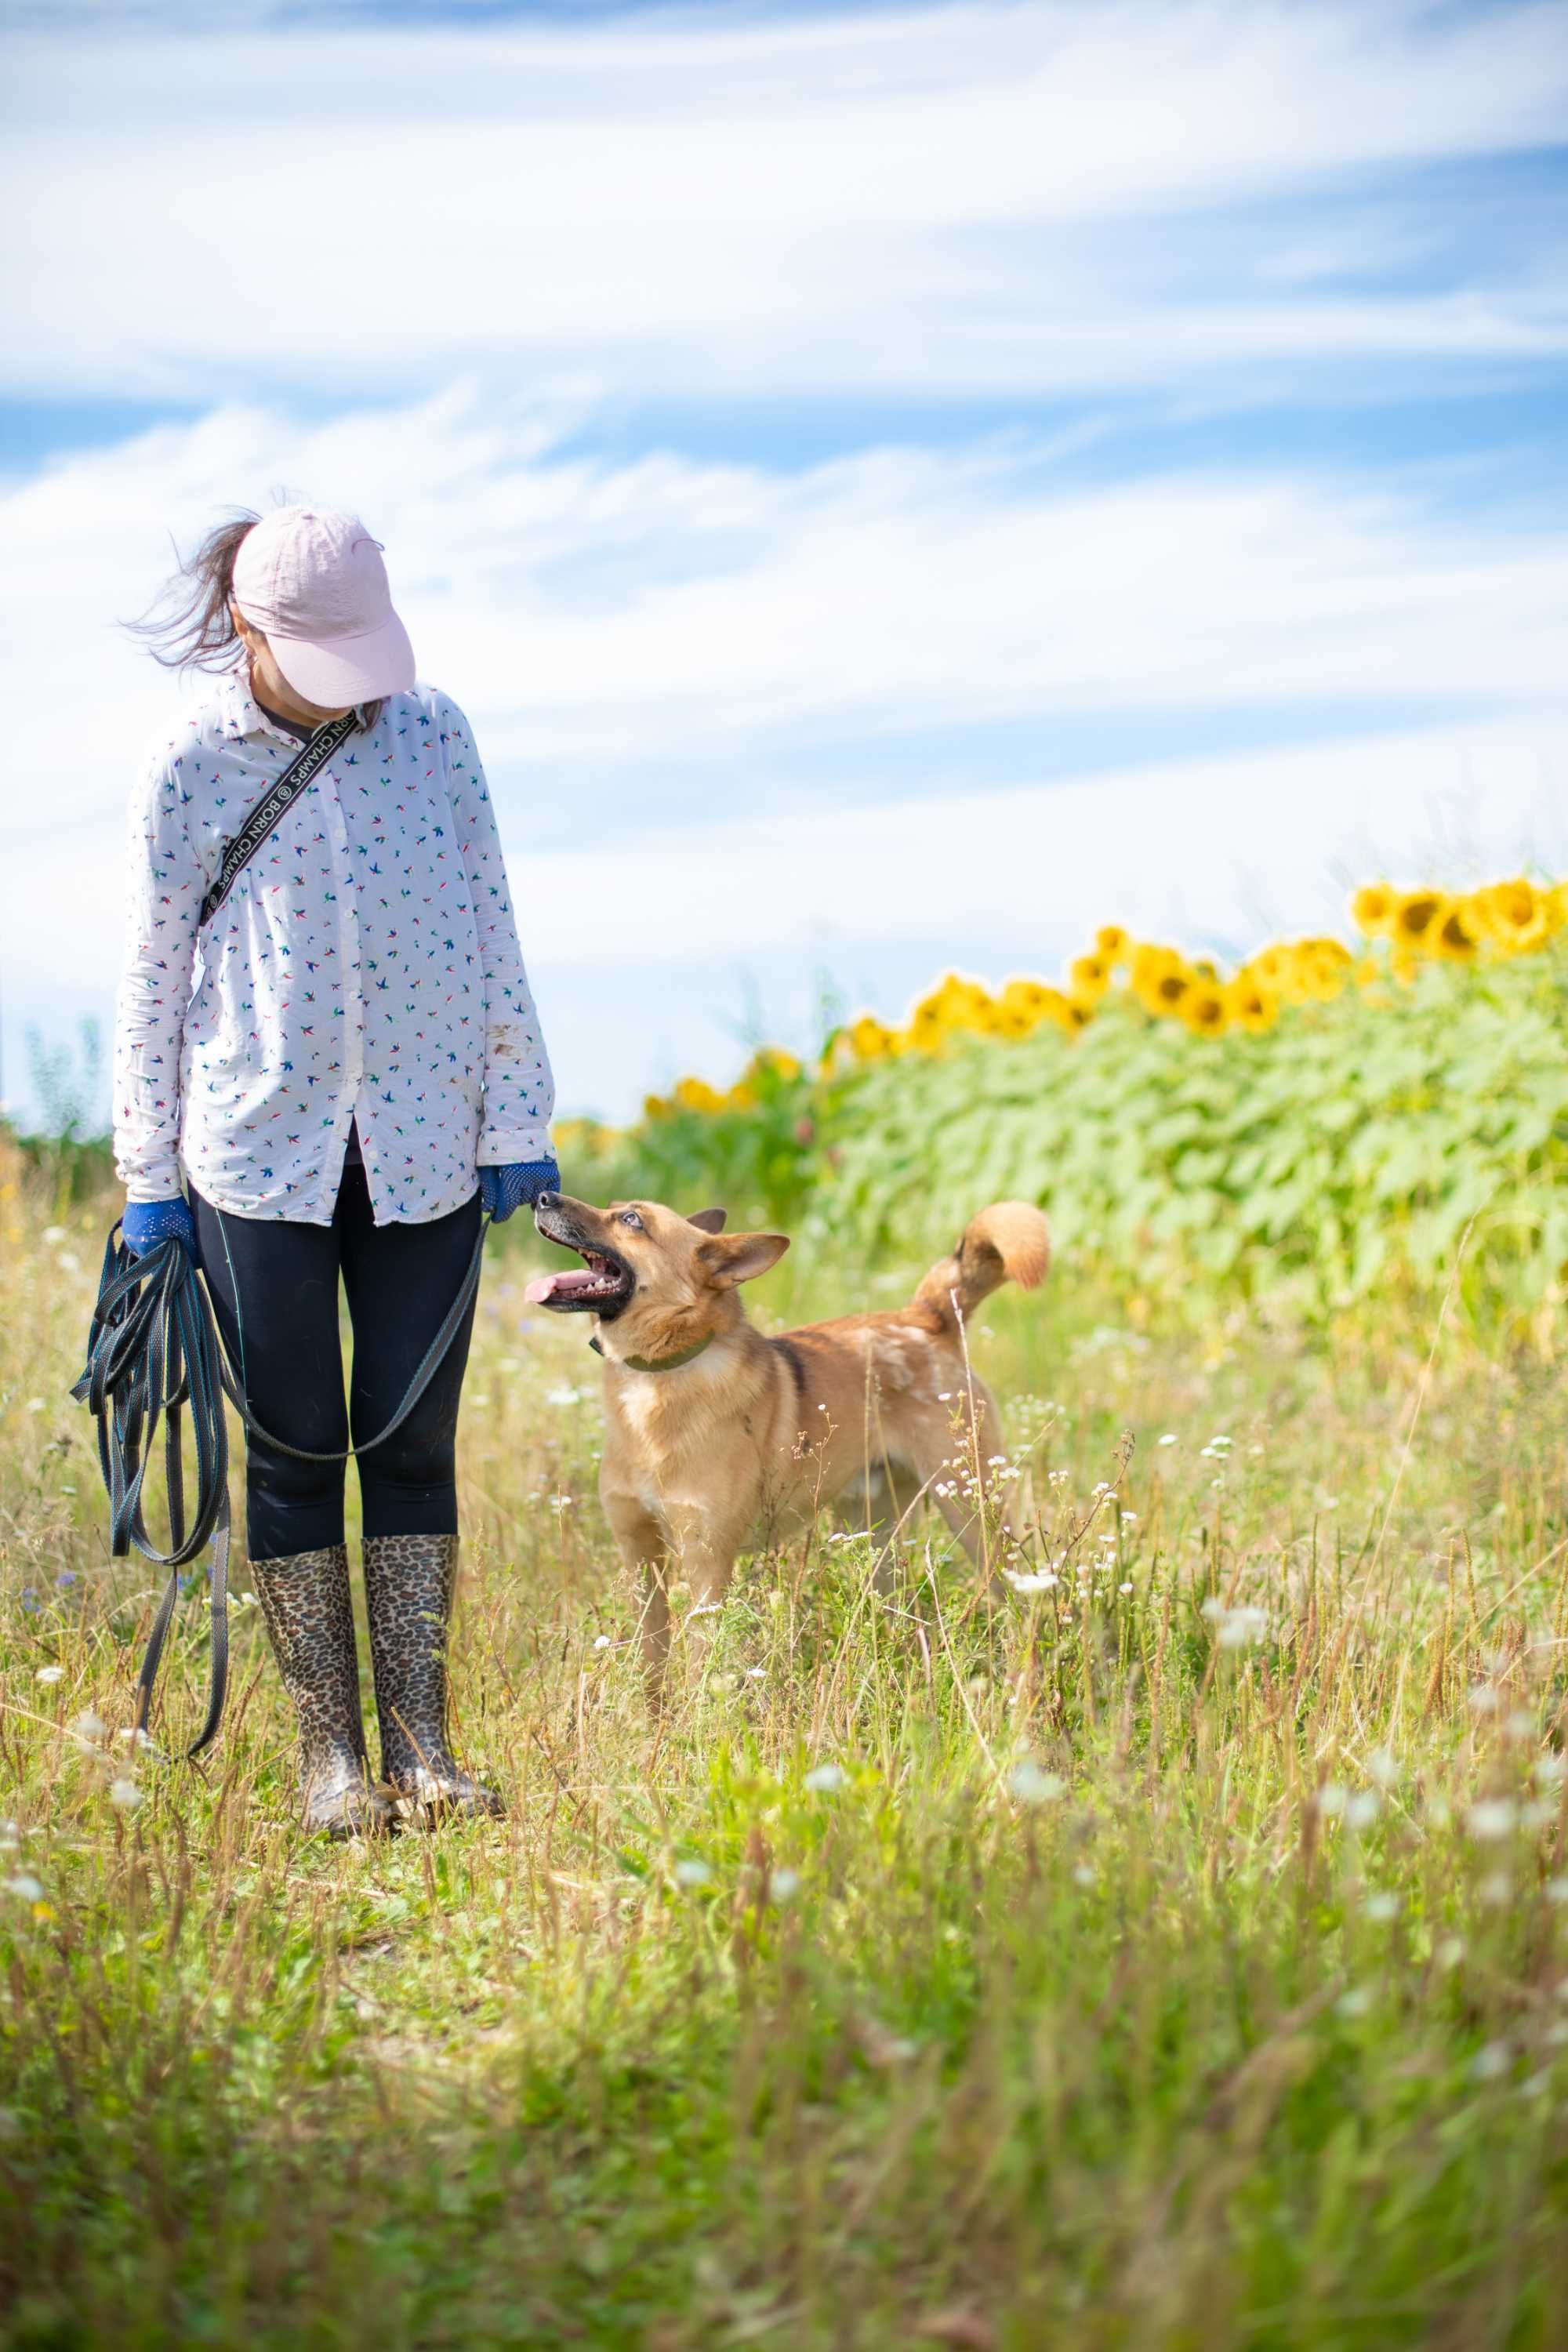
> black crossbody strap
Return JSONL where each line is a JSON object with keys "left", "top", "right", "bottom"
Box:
{"left": 198, "top": 710, "right": 358, "bottom": 929}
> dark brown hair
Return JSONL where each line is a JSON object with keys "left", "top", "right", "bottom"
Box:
{"left": 129, "top": 510, "right": 382, "bottom": 730}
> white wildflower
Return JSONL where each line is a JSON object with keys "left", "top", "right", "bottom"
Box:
{"left": 1157, "top": 1433, "right": 1178, "bottom": 1446}
{"left": 1468, "top": 1800, "right": 1517, "bottom": 1842}
{"left": 1363, "top": 1891, "right": 1400, "bottom": 1922}
{"left": 108, "top": 1780, "right": 141, "bottom": 1811}
{"left": 3, "top": 1875, "right": 43, "bottom": 1903}
{"left": 804, "top": 1763, "right": 846, "bottom": 1793}
{"left": 1337, "top": 1986, "right": 1373, "bottom": 2019}
{"left": 1345, "top": 1791, "right": 1381, "bottom": 1831}
{"left": 768, "top": 1867, "right": 801, "bottom": 1902}
{"left": 1008, "top": 1760, "right": 1066, "bottom": 1806}
{"left": 1471, "top": 2041, "right": 1511, "bottom": 2082}
{"left": 673, "top": 1859, "right": 711, "bottom": 1888}
{"left": 592, "top": 1634, "right": 612, "bottom": 1650}
{"left": 35, "top": 1665, "right": 64, "bottom": 1686}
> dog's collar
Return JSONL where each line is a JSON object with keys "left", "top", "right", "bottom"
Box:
{"left": 589, "top": 1330, "right": 717, "bottom": 1374}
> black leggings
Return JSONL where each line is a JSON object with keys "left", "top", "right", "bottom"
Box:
{"left": 191, "top": 1167, "right": 481, "bottom": 1563}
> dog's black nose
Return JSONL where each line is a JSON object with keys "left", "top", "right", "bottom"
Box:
{"left": 535, "top": 1190, "right": 559, "bottom": 1212}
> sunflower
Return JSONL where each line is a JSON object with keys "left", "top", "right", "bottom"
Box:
{"left": 996, "top": 1004, "right": 1038, "bottom": 1040}
{"left": 1468, "top": 877, "right": 1550, "bottom": 955}
{"left": 1131, "top": 945, "right": 1188, "bottom": 1015}
{"left": 1295, "top": 945, "right": 1350, "bottom": 1002}
{"left": 935, "top": 975, "right": 993, "bottom": 1028}
{"left": 1095, "top": 924, "right": 1133, "bottom": 967}
{"left": 1250, "top": 945, "right": 1294, "bottom": 987}
{"left": 725, "top": 1082, "right": 758, "bottom": 1110}
{"left": 1180, "top": 984, "right": 1227, "bottom": 1036}
{"left": 1036, "top": 987, "right": 1079, "bottom": 1031}
{"left": 1000, "top": 978, "right": 1054, "bottom": 1021}
{"left": 1351, "top": 882, "right": 1396, "bottom": 935}
{"left": 1144, "top": 965, "right": 1192, "bottom": 1017}
{"left": 908, "top": 1000, "right": 948, "bottom": 1051}
{"left": 642, "top": 1092, "right": 673, "bottom": 1123}
{"left": 1391, "top": 890, "right": 1445, "bottom": 952}
{"left": 673, "top": 1075, "right": 725, "bottom": 1113}
{"left": 1224, "top": 972, "right": 1277, "bottom": 1033}
{"left": 1069, "top": 953, "right": 1112, "bottom": 1004}
{"left": 1433, "top": 902, "right": 1479, "bottom": 961}
{"left": 849, "top": 1015, "right": 893, "bottom": 1061}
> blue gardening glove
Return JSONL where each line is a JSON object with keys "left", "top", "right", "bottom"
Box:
{"left": 122, "top": 1196, "right": 198, "bottom": 1262}
{"left": 478, "top": 1158, "right": 560, "bottom": 1225}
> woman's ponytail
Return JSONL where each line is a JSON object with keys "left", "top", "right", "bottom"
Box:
{"left": 129, "top": 512, "right": 260, "bottom": 674}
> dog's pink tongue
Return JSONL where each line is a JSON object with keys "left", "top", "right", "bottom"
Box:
{"left": 524, "top": 1272, "right": 562, "bottom": 1305}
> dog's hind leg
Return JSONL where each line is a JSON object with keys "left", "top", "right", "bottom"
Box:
{"left": 839, "top": 1461, "right": 926, "bottom": 1591}
{"left": 902, "top": 1384, "right": 1012, "bottom": 1577}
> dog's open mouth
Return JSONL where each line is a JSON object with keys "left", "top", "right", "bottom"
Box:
{"left": 524, "top": 1244, "right": 633, "bottom": 1316}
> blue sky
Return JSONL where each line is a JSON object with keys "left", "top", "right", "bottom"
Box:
{"left": 2, "top": 0, "right": 1566, "bottom": 1126}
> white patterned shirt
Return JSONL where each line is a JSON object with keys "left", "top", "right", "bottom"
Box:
{"left": 113, "top": 675, "right": 554, "bottom": 1224}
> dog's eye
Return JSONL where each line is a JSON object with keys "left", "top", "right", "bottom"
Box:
{"left": 619, "top": 1210, "right": 644, "bottom": 1230}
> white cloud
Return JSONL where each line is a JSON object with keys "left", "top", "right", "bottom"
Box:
{"left": 4, "top": 2, "right": 1566, "bottom": 401}
{"left": 6, "top": 387, "right": 1567, "bottom": 811}
{"left": 2, "top": 390, "right": 1566, "bottom": 1120}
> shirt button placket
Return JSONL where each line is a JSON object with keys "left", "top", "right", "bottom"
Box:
{"left": 331, "top": 775, "right": 364, "bottom": 1174}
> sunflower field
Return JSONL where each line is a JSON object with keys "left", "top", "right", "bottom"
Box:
{"left": 571, "top": 876, "right": 1568, "bottom": 1330}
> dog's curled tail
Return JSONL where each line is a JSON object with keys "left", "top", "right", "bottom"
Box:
{"left": 913, "top": 1200, "right": 1051, "bottom": 1326}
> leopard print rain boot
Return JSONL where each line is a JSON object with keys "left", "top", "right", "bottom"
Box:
{"left": 252, "top": 1544, "right": 394, "bottom": 1838}
{"left": 362, "top": 1534, "right": 505, "bottom": 1824}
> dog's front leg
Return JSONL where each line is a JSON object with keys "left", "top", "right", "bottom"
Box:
{"left": 603, "top": 1494, "right": 677, "bottom": 1686}
{"left": 665, "top": 1503, "right": 748, "bottom": 1636}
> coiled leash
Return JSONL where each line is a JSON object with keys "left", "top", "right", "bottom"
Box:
{"left": 72, "top": 1213, "right": 489, "bottom": 1756}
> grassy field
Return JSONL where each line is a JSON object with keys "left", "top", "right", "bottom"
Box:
{"left": 2, "top": 1144, "right": 1566, "bottom": 2349}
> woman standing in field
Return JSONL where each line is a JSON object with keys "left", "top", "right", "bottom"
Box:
{"left": 115, "top": 505, "right": 557, "bottom": 1836}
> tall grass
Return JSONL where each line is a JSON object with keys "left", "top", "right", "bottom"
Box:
{"left": 2, "top": 1139, "right": 1566, "bottom": 2347}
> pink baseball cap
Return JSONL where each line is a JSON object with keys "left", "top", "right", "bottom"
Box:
{"left": 231, "top": 505, "right": 416, "bottom": 706}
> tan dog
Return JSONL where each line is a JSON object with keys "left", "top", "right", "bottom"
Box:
{"left": 528, "top": 1190, "right": 1050, "bottom": 1663}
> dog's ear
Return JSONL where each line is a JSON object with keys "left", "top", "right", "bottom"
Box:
{"left": 687, "top": 1207, "right": 728, "bottom": 1234}
{"left": 697, "top": 1230, "right": 789, "bottom": 1287}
